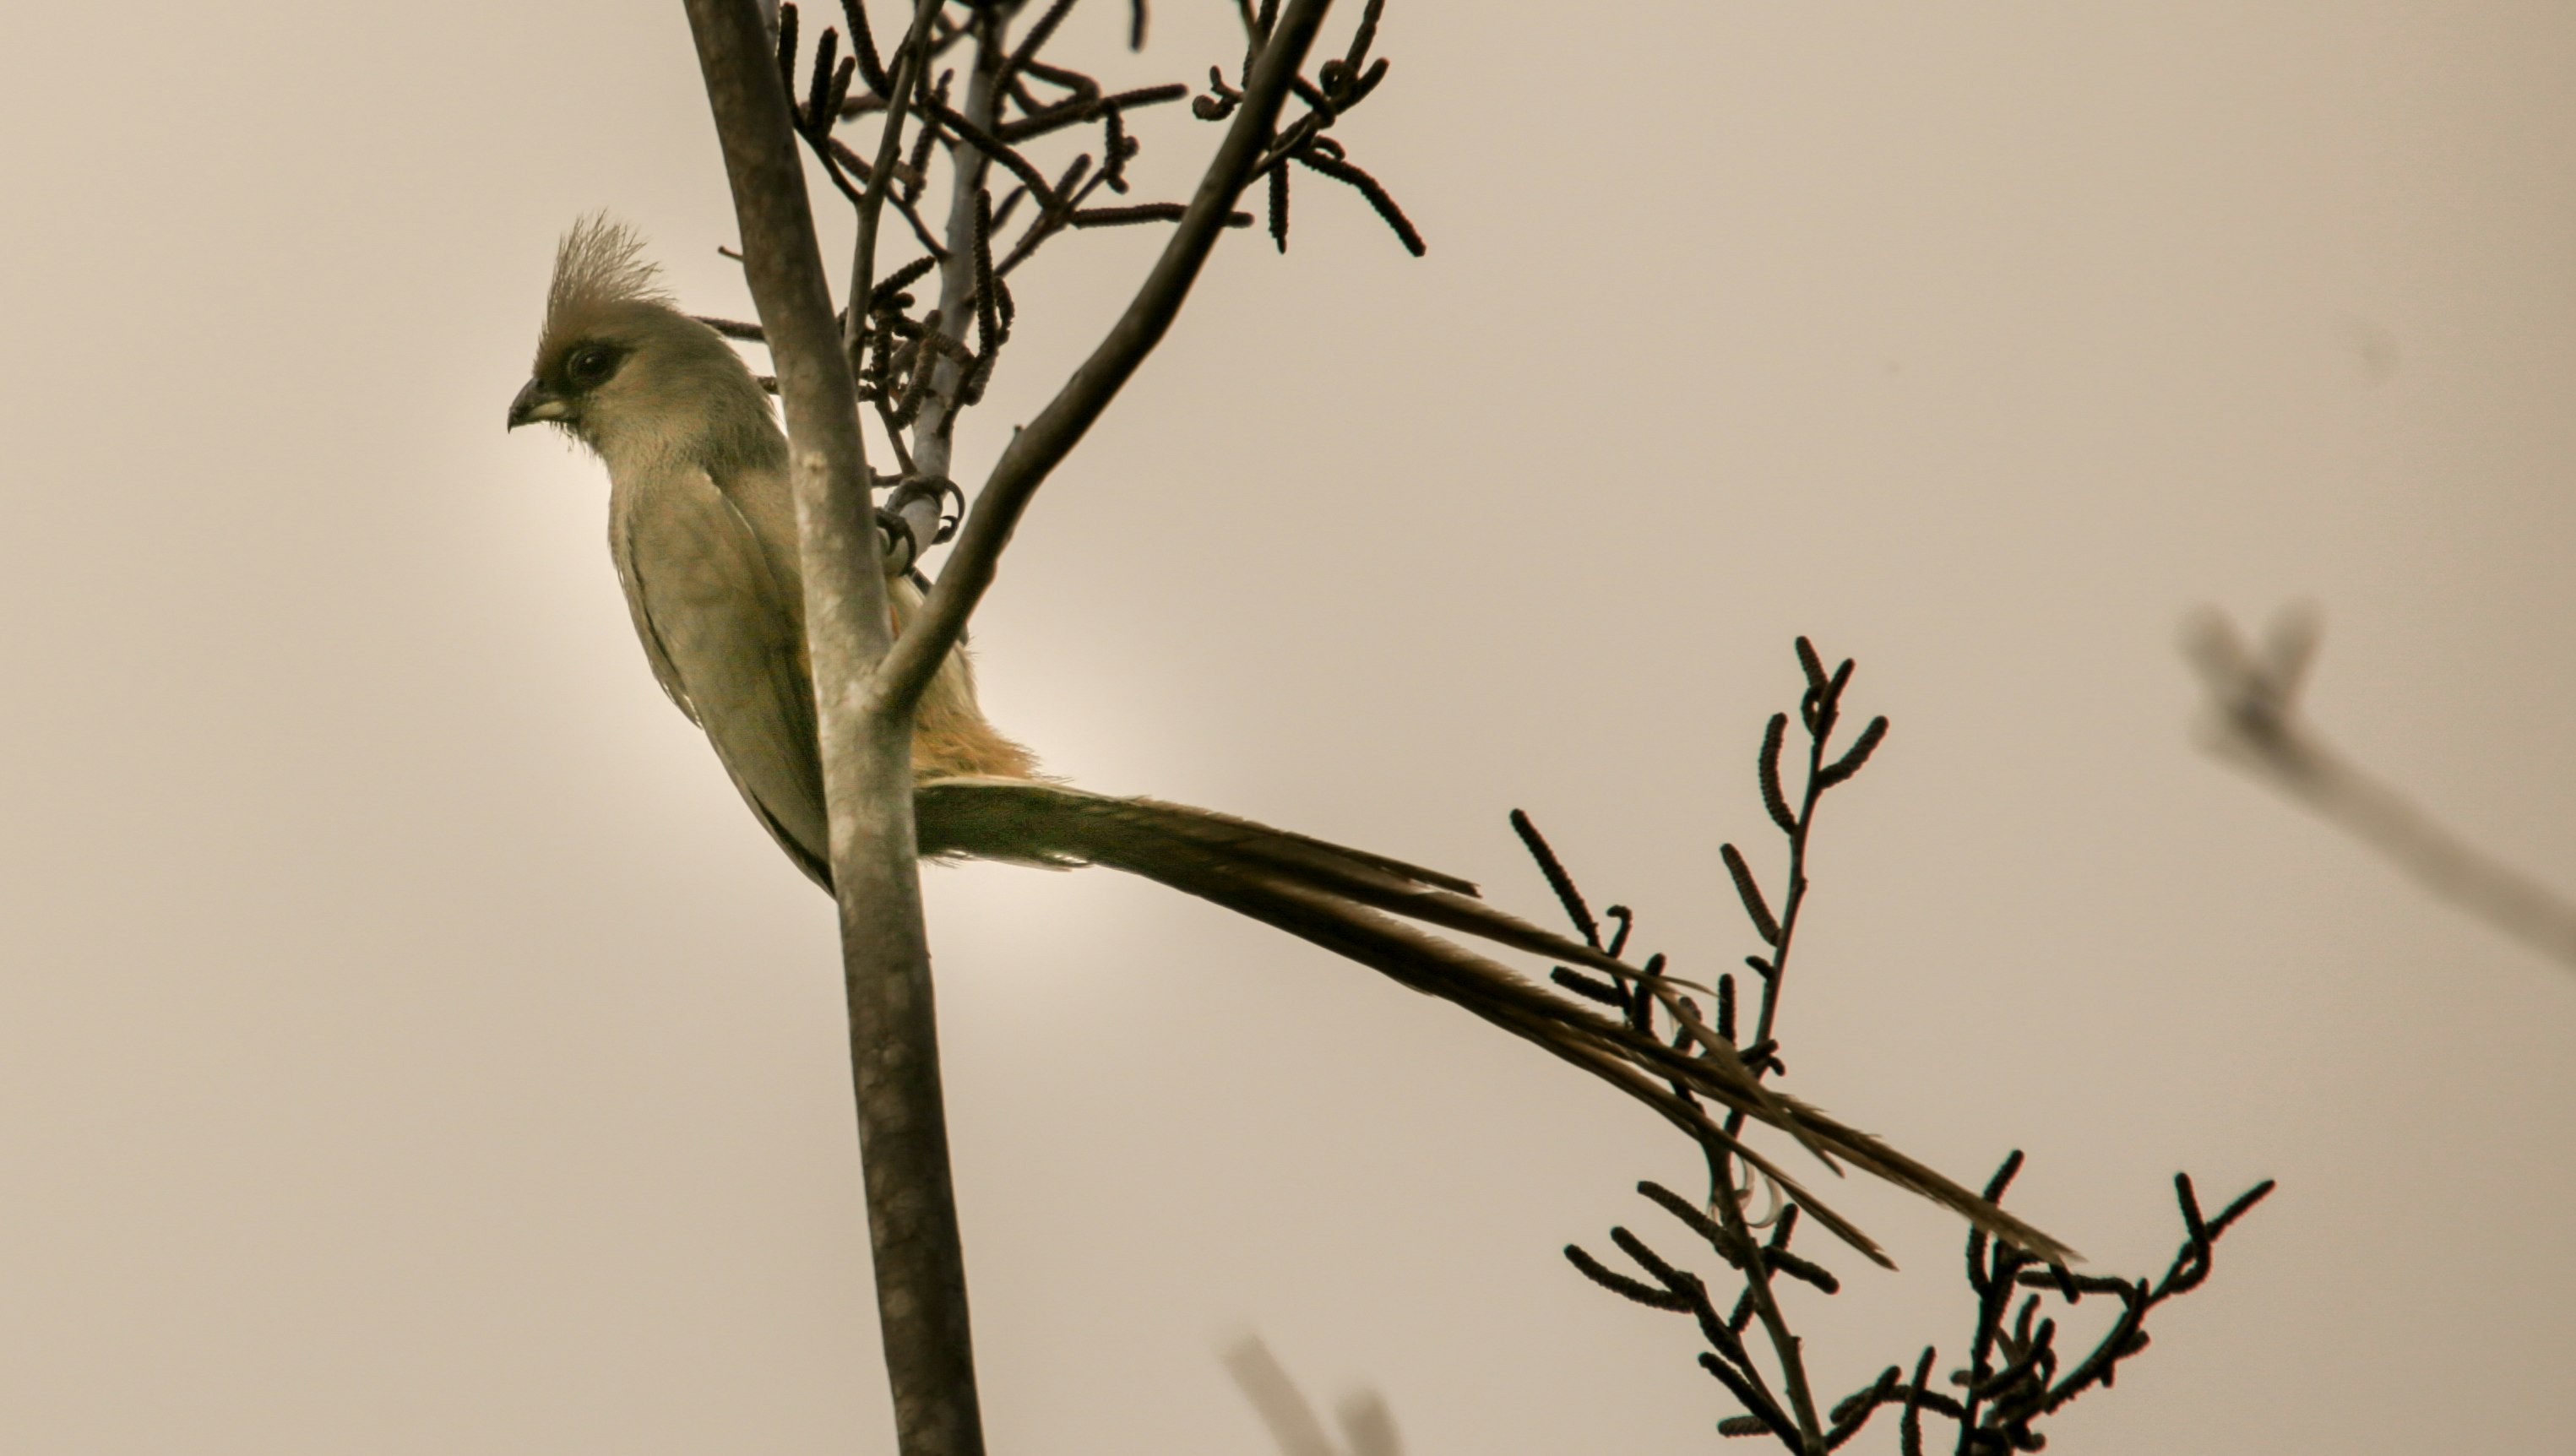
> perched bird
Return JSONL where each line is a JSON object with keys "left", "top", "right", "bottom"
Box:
{"left": 507, "top": 216, "right": 2069, "bottom": 1265}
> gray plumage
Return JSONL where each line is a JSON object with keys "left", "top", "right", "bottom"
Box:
{"left": 508, "top": 216, "right": 2073, "bottom": 1267}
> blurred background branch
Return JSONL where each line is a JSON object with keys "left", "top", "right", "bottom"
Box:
{"left": 2185, "top": 605, "right": 2576, "bottom": 969}
{"left": 1224, "top": 1336, "right": 1403, "bottom": 1456}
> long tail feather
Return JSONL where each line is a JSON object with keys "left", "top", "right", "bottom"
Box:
{"left": 914, "top": 776, "right": 2078, "bottom": 1265}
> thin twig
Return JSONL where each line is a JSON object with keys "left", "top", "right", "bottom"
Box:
{"left": 1000, "top": 82, "right": 1188, "bottom": 143}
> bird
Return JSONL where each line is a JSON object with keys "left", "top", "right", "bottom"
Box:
{"left": 507, "top": 215, "right": 2071, "bottom": 1267}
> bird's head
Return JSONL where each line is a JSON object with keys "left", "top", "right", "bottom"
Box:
{"left": 508, "top": 215, "right": 776, "bottom": 470}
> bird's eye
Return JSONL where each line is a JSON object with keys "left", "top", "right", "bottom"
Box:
{"left": 566, "top": 345, "right": 619, "bottom": 388}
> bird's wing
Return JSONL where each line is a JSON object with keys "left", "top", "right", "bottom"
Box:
{"left": 612, "top": 465, "right": 831, "bottom": 885}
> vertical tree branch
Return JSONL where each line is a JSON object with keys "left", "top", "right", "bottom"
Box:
{"left": 681, "top": 5, "right": 986, "bottom": 1456}
{"left": 910, "top": 4, "right": 1009, "bottom": 479}
{"left": 875, "top": 0, "right": 1337, "bottom": 713}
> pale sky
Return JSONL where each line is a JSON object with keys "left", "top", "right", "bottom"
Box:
{"left": 4, "top": 3, "right": 2573, "bottom": 1452}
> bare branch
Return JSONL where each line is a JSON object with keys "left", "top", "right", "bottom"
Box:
{"left": 680, "top": 7, "right": 985, "bottom": 1456}
{"left": 877, "top": 0, "right": 1339, "bottom": 715}
{"left": 905, "top": 7, "right": 1011, "bottom": 478}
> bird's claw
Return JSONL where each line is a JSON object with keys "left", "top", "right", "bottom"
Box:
{"left": 876, "top": 475, "right": 965, "bottom": 576}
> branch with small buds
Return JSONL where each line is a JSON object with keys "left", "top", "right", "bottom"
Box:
{"left": 1537, "top": 639, "right": 2274, "bottom": 1453}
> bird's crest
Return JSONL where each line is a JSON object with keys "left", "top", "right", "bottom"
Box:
{"left": 540, "top": 213, "right": 673, "bottom": 356}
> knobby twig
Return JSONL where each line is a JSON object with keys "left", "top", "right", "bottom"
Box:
{"left": 2185, "top": 604, "right": 2576, "bottom": 968}
{"left": 681, "top": 5, "right": 984, "bottom": 1456}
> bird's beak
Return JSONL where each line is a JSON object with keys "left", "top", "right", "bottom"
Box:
{"left": 507, "top": 378, "right": 569, "bottom": 430}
